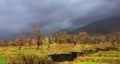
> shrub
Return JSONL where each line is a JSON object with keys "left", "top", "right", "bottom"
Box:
{"left": 5, "top": 52, "right": 52, "bottom": 64}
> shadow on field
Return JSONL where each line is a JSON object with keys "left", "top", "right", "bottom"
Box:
{"left": 48, "top": 52, "right": 83, "bottom": 62}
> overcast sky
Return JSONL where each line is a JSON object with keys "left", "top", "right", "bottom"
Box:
{"left": 0, "top": 0, "right": 120, "bottom": 39}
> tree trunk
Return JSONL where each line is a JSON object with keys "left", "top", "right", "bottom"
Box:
{"left": 36, "top": 41, "right": 40, "bottom": 50}
{"left": 19, "top": 45, "right": 22, "bottom": 50}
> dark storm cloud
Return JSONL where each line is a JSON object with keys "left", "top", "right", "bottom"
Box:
{"left": 0, "top": 0, "right": 120, "bottom": 39}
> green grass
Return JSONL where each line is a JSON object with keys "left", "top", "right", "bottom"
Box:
{"left": 74, "top": 51, "right": 120, "bottom": 64}
{"left": 74, "top": 62, "right": 107, "bottom": 64}
{"left": 89, "top": 56, "right": 120, "bottom": 59}
{"left": 0, "top": 44, "right": 119, "bottom": 64}
{"left": 89, "top": 51, "right": 120, "bottom": 59}
{"left": 0, "top": 56, "right": 4, "bottom": 64}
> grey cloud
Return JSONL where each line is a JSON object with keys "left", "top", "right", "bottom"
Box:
{"left": 0, "top": 0, "right": 120, "bottom": 39}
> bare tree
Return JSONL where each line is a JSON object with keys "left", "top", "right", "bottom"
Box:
{"left": 48, "top": 36, "right": 53, "bottom": 48}
{"left": 78, "top": 32, "right": 90, "bottom": 44}
{"left": 110, "top": 32, "right": 120, "bottom": 47}
{"left": 33, "top": 26, "right": 42, "bottom": 50}
{"left": 16, "top": 30, "right": 26, "bottom": 50}
{"left": 72, "top": 35, "right": 78, "bottom": 45}
{"left": 62, "top": 32, "right": 71, "bottom": 43}
{"left": 54, "top": 32, "right": 62, "bottom": 44}
{"left": 95, "top": 35, "right": 107, "bottom": 43}
{"left": 25, "top": 37, "right": 32, "bottom": 47}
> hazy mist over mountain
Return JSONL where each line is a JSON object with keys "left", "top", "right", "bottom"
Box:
{"left": 0, "top": 0, "right": 120, "bottom": 39}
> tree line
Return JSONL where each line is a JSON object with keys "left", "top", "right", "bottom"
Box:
{"left": 0, "top": 26, "right": 120, "bottom": 50}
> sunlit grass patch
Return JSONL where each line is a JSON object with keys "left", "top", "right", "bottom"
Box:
{"left": 74, "top": 62, "right": 107, "bottom": 64}
{"left": 0, "top": 56, "right": 5, "bottom": 64}
{"left": 5, "top": 51, "right": 52, "bottom": 64}
{"left": 89, "top": 51, "right": 120, "bottom": 57}
{"left": 89, "top": 56, "right": 120, "bottom": 59}
{"left": 108, "top": 50, "right": 119, "bottom": 53}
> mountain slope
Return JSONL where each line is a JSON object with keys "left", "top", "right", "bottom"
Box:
{"left": 71, "top": 16, "right": 120, "bottom": 34}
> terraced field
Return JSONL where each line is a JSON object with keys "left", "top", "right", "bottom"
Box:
{"left": 56, "top": 51, "right": 120, "bottom": 64}
{"left": 74, "top": 51, "right": 120, "bottom": 64}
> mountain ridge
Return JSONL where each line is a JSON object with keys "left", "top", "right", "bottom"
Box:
{"left": 69, "top": 16, "right": 120, "bottom": 34}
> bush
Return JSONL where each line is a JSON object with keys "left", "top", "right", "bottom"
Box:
{"left": 5, "top": 52, "right": 52, "bottom": 64}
